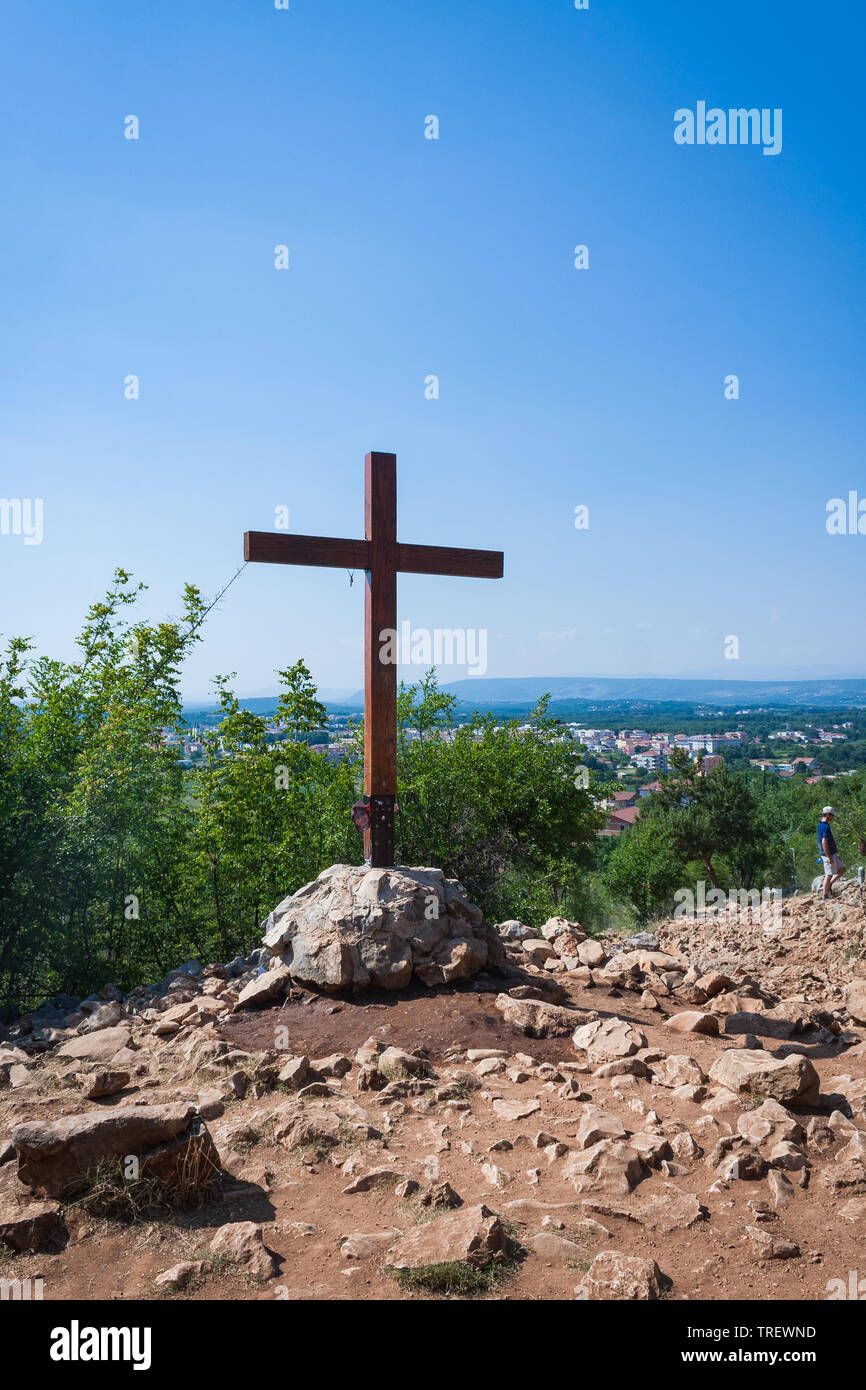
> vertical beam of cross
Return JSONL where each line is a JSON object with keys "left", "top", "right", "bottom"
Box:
{"left": 363, "top": 452, "right": 397, "bottom": 865}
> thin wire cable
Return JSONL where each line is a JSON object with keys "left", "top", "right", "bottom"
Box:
{"left": 117, "top": 560, "right": 251, "bottom": 712}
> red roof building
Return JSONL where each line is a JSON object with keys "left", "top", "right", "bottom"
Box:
{"left": 603, "top": 805, "right": 640, "bottom": 835}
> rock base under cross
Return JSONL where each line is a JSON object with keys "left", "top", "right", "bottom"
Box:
{"left": 254, "top": 864, "right": 502, "bottom": 996}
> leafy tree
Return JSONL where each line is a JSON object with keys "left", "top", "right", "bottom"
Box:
{"left": 276, "top": 659, "right": 328, "bottom": 739}
{"left": 0, "top": 571, "right": 206, "bottom": 1004}
{"left": 184, "top": 672, "right": 358, "bottom": 954}
{"left": 393, "top": 675, "right": 607, "bottom": 923}
{"left": 647, "top": 749, "right": 768, "bottom": 890}
{"left": 604, "top": 819, "right": 684, "bottom": 925}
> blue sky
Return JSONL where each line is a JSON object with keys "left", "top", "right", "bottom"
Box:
{"left": 1, "top": 0, "right": 864, "bottom": 700}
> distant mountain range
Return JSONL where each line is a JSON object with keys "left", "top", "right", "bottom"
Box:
{"left": 182, "top": 675, "right": 866, "bottom": 723}
{"left": 419, "top": 676, "right": 866, "bottom": 709}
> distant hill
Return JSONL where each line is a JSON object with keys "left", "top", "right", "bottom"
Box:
{"left": 183, "top": 675, "right": 866, "bottom": 725}
{"left": 431, "top": 676, "right": 866, "bottom": 709}
{"left": 182, "top": 695, "right": 356, "bottom": 727}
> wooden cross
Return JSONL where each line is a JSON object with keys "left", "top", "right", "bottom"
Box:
{"left": 244, "top": 451, "right": 504, "bottom": 867}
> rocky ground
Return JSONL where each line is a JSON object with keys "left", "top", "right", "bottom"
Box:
{"left": 2, "top": 869, "right": 866, "bottom": 1303}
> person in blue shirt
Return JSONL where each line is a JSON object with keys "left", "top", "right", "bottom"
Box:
{"left": 818, "top": 806, "right": 846, "bottom": 900}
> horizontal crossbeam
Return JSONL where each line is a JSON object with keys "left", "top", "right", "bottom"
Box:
{"left": 245, "top": 531, "right": 503, "bottom": 579}
{"left": 244, "top": 532, "right": 371, "bottom": 569}
{"left": 397, "top": 542, "right": 504, "bottom": 579}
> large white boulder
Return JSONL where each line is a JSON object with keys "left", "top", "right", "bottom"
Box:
{"left": 260, "top": 864, "right": 499, "bottom": 994}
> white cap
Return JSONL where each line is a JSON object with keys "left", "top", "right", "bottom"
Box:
{"left": 822, "top": 806, "right": 836, "bottom": 816}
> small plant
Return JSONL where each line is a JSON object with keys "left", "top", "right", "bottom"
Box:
{"left": 557, "top": 1217, "right": 596, "bottom": 1246}
{"left": 410, "top": 1202, "right": 448, "bottom": 1227}
{"left": 444, "top": 1078, "right": 475, "bottom": 1102}
{"left": 189, "top": 1249, "right": 234, "bottom": 1275}
{"left": 35, "top": 1071, "right": 76, "bottom": 1098}
{"left": 292, "top": 1143, "right": 319, "bottom": 1163}
{"left": 739, "top": 1090, "right": 767, "bottom": 1111}
{"left": 386, "top": 1234, "right": 525, "bottom": 1298}
{"left": 337, "top": 1118, "right": 363, "bottom": 1152}
{"left": 378, "top": 1062, "right": 414, "bottom": 1084}
{"left": 255, "top": 1112, "right": 277, "bottom": 1141}
{"left": 389, "top": 1259, "right": 505, "bottom": 1297}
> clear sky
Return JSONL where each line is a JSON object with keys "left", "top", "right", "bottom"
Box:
{"left": 2, "top": 0, "right": 865, "bottom": 701}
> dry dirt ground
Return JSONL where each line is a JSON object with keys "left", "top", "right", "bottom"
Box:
{"left": 2, "top": 887, "right": 866, "bottom": 1303}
